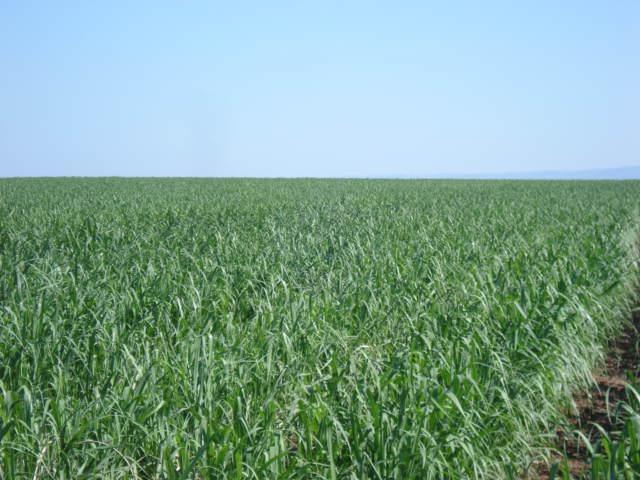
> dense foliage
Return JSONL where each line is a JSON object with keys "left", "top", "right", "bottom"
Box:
{"left": 0, "top": 179, "right": 638, "bottom": 479}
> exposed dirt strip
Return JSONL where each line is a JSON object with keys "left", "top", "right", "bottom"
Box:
{"left": 535, "top": 299, "right": 640, "bottom": 478}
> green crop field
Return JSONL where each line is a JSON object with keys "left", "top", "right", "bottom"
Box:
{"left": 1, "top": 178, "right": 639, "bottom": 479}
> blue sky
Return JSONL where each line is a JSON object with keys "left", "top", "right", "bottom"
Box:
{"left": 1, "top": 1, "right": 638, "bottom": 177}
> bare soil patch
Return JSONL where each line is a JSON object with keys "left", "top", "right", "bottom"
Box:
{"left": 533, "top": 302, "right": 640, "bottom": 479}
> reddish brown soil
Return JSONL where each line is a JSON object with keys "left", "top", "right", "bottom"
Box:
{"left": 533, "top": 302, "right": 640, "bottom": 479}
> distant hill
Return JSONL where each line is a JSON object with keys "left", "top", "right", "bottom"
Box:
{"left": 430, "top": 165, "right": 640, "bottom": 180}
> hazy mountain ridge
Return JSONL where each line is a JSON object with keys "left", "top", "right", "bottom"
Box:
{"left": 424, "top": 165, "right": 640, "bottom": 180}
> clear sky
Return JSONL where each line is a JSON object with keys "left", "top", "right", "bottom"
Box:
{"left": 1, "top": 1, "right": 638, "bottom": 177}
